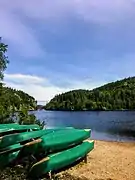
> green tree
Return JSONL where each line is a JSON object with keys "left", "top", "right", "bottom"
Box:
{"left": 0, "top": 37, "right": 9, "bottom": 80}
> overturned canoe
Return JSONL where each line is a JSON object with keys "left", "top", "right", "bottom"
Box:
{"left": 0, "top": 139, "right": 42, "bottom": 168}
{"left": 13, "top": 124, "right": 40, "bottom": 131}
{"left": 0, "top": 123, "right": 40, "bottom": 129}
{"left": 0, "top": 124, "right": 40, "bottom": 135}
{"left": 0, "top": 128, "right": 79, "bottom": 149}
{"left": 15, "top": 129, "right": 90, "bottom": 157}
{"left": 0, "top": 129, "right": 83, "bottom": 167}
{"left": 0, "top": 143, "right": 21, "bottom": 168}
{"left": 0, "top": 123, "right": 19, "bottom": 128}
{"left": 38, "top": 129, "right": 91, "bottom": 153}
{"left": 29, "top": 140, "right": 94, "bottom": 178}
{"left": 0, "top": 130, "right": 46, "bottom": 149}
{"left": 0, "top": 150, "right": 20, "bottom": 168}
{"left": 18, "top": 139, "right": 42, "bottom": 157}
{"left": 0, "top": 143, "right": 22, "bottom": 155}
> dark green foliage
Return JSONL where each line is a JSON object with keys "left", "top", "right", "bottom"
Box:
{"left": 0, "top": 37, "right": 9, "bottom": 80}
{"left": 18, "top": 107, "right": 45, "bottom": 129}
{"left": 45, "top": 77, "right": 135, "bottom": 111}
{"left": 0, "top": 86, "right": 37, "bottom": 123}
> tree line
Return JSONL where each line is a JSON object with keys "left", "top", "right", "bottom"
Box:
{"left": 45, "top": 77, "right": 135, "bottom": 111}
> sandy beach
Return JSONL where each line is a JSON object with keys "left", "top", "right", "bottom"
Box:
{"left": 57, "top": 140, "right": 135, "bottom": 180}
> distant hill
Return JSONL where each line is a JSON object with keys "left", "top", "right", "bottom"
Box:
{"left": 45, "top": 77, "right": 135, "bottom": 111}
{"left": 36, "top": 105, "right": 44, "bottom": 110}
{"left": 0, "top": 85, "right": 37, "bottom": 112}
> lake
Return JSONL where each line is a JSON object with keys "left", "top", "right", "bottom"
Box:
{"left": 32, "top": 110, "right": 135, "bottom": 142}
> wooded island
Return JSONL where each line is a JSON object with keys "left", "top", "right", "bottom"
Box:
{"left": 45, "top": 77, "right": 135, "bottom": 111}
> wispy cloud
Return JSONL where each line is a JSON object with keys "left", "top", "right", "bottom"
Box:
{"left": 4, "top": 73, "right": 46, "bottom": 85}
{"left": 4, "top": 73, "right": 67, "bottom": 101}
{"left": 4, "top": 73, "right": 105, "bottom": 102}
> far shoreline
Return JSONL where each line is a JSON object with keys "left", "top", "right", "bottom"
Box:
{"left": 36, "top": 108, "right": 135, "bottom": 112}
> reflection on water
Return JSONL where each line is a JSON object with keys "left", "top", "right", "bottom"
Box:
{"left": 32, "top": 110, "right": 135, "bottom": 142}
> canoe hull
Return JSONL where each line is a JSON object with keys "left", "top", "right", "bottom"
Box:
{"left": 0, "top": 128, "right": 90, "bottom": 149}
{"left": 0, "top": 139, "right": 41, "bottom": 168}
{"left": 0, "top": 124, "right": 40, "bottom": 136}
{"left": 29, "top": 140, "right": 94, "bottom": 178}
{"left": 0, "top": 143, "right": 22, "bottom": 155}
{"left": 18, "top": 139, "right": 42, "bottom": 157}
{"left": 0, "top": 130, "right": 47, "bottom": 149}
{"left": 0, "top": 150, "right": 19, "bottom": 168}
{"left": 39, "top": 129, "right": 91, "bottom": 153}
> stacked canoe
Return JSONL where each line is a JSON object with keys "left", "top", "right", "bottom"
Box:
{"left": 0, "top": 123, "right": 94, "bottom": 178}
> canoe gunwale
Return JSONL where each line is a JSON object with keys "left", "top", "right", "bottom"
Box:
{"left": 0, "top": 146, "right": 22, "bottom": 155}
{"left": 24, "top": 139, "right": 42, "bottom": 146}
{"left": 0, "top": 139, "right": 42, "bottom": 156}
{"left": 0, "top": 130, "right": 47, "bottom": 149}
{"left": 83, "top": 139, "right": 94, "bottom": 143}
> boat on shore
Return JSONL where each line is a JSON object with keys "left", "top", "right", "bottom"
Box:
{"left": 28, "top": 140, "right": 94, "bottom": 178}
{"left": 0, "top": 128, "right": 91, "bottom": 149}
{"left": 0, "top": 129, "right": 47, "bottom": 149}
{"left": 0, "top": 124, "right": 40, "bottom": 136}
{"left": 38, "top": 129, "right": 91, "bottom": 153}
{"left": 0, "top": 124, "right": 94, "bottom": 178}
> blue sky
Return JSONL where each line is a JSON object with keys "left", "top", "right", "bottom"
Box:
{"left": 1, "top": 0, "right": 135, "bottom": 103}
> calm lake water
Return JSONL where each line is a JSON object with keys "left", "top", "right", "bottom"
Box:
{"left": 32, "top": 110, "right": 135, "bottom": 142}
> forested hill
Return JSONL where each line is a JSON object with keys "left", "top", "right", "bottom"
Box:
{"left": 0, "top": 85, "right": 37, "bottom": 112}
{"left": 45, "top": 77, "right": 135, "bottom": 111}
{"left": 0, "top": 37, "right": 38, "bottom": 124}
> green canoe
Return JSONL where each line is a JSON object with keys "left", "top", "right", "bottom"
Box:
{"left": 29, "top": 140, "right": 94, "bottom": 178}
{"left": 0, "top": 128, "right": 85, "bottom": 167}
{"left": 0, "top": 123, "right": 39, "bottom": 129}
{"left": 0, "top": 123, "right": 19, "bottom": 128}
{"left": 15, "top": 129, "right": 90, "bottom": 157}
{"left": 0, "top": 126, "right": 73, "bottom": 136}
{"left": 0, "top": 143, "right": 22, "bottom": 155}
{"left": 18, "top": 129, "right": 91, "bottom": 157}
{"left": 0, "top": 124, "right": 40, "bottom": 135}
{"left": 0, "top": 130, "right": 47, "bottom": 149}
{"left": 0, "top": 150, "right": 20, "bottom": 168}
{"left": 0, "top": 128, "right": 79, "bottom": 149}
{"left": 0, "top": 143, "right": 22, "bottom": 168}
{"left": 0, "top": 124, "right": 19, "bottom": 134}
{"left": 0, "top": 139, "right": 42, "bottom": 168}
{"left": 38, "top": 129, "right": 91, "bottom": 153}
{"left": 18, "top": 139, "right": 42, "bottom": 157}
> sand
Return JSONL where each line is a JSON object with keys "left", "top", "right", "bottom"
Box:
{"left": 57, "top": 140, "right": 135, "bottom": 180}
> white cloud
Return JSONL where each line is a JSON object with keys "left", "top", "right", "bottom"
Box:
{"left": 5, "top": 73, "right": 46, "bottom": 85}
{"left": 4, "top": 73, "right": 105, "bottom": 103}
{"left": 4, "top": 73, "right": 67, "bottom": 102}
